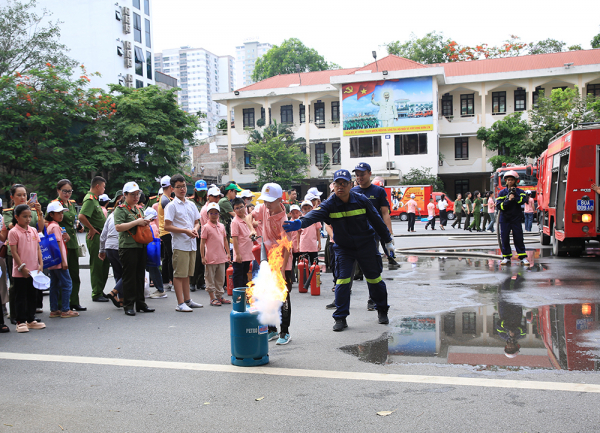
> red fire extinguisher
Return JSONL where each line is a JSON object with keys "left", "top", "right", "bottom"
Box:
{"left": 297, "top": 256, "right": 309, "bottom": 293}
{"left": 252, "top": 240, "right": 261, "bottom": 264}
{"left": 303, "top": 258, "right": 321, "bottom": 296}
{"left": 226, "top": 265, "right": 234, "bottom": 296}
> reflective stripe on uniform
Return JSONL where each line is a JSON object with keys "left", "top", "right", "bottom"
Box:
{"left": 497, "top": 196, "right": 506, "bottom": 200}
{"left": 517, "top": 253, "right": 527, "bottom": 257}
{"left": 329, "top": 209, "right": 366, "bottom": 219}
{"left": 336, "top": 277, "right": 351, "bottom": 285}
{"left": 365, "top": 276, "right": 382, "bottom": 284}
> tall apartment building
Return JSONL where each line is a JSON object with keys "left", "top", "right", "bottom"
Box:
{"left": 154, "top": 47, "right": 235, "bottom": 139}
{"left": 235, "top": 40, "right": 272, "bottom": 89}
{"left": 29, "top": 0, "right": 155, "bottom": 89}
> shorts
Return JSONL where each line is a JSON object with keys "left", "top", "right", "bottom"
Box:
{"left": 172, "top": 249, "right": 196, "bottom": 278}
{"left": 205, "top": 263, "right": 225, "bottom": 296}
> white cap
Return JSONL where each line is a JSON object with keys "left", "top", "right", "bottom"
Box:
{"left": 144, "top": 207, "right": 158, "bottom": 219}
{"left": 301, "top": 200, "right": 313, "bottom": 208}
{"left": 410, "top": 194, "right": 415, "bottom": 199}
{"left": 304, "top": 193, "right": 315, "bottom": 201}
{"left": 307, "top": 187, "right": 322, "bottom": 197}
{"left": 158, "top": 187, "right": 164, "bottom": 195}
{"left": 290, "top": 204, "right": 301, "bottom": 212}
{"left": 208, "top": 186, "right": 221, "bottom": 197}
{"left": 526, "top": 190, "right": 532, "bottom": 194}
{"left": 47, "top": 201, "right": 68, "bottom": 214}
{"left": 123, "top": 181, "right": 141, "bottom": 193}
{"left": 160, "top": 175, "right": 171, "bottom": 188}
{"left": 241, "top": 189, "right": 253, "bottom": 198}
{"left": 0, "top": 198, "right": 2, "bottom": 207}
{"left": 99, "top": 194, "right": 110, "bottom": 202}
{"left": 258, "top": 183, "right": 282, "bottom": 203}
{"left": 206, "top": 202, "right": 220, "bottom": 212}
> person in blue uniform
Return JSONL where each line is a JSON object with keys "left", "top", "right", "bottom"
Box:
{"left": 496, "top": 170, "right": 529, "bottom": 266}
{"left": 284, "top": 169, "right": 395, "bottom": 332}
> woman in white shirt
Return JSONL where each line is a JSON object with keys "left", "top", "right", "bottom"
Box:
{"left": 437, "top": 195, "right": 449, "bottom": 230}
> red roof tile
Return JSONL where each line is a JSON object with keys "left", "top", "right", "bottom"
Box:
{"left": 355, "top": 55, "right": 428, "bottom": 72}
{"left": 237, "top": 67, "right": 359, "bottom": 91}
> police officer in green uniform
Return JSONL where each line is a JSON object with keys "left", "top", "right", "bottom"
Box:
{"left": 107, "top": 190, "right": 123, "bottom": 216}
{"left": 53, "top": 179, "right": 86, "bottom": 311}
{"left": 78, "top": 176, "right": 110, "bottom": 302}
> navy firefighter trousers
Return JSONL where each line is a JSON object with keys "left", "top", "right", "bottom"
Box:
{"left": 499, "top": 217, "right": 527, "bottom": 259}
{"left": 332, "top": 243, "right": 388, "bottom": 319}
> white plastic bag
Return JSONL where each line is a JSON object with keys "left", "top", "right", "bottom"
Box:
{"left": 144, "top": 271, "right": 151, "bottom": 298}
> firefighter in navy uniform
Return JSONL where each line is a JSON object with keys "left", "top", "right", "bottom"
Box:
{"left": 284, "top": 169, "right": 395, "bottom": 332}
{"left": 496, "top": 273, "right": 527, "bottom": 358}
{"left": 496, "top": 170, "right": 529, "bottom": 266}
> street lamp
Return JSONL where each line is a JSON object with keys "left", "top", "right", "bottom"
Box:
{"left": 372, "top": 51, "right": 378, "bottom": 72}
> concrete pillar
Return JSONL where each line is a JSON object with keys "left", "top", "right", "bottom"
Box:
{"left": 481, "top": 84, "right": 486, "bottom": 172}
{"left": 578, "top": 74, "right": 584, "bottom": 98}
{"left": 305, "top": 93, "right": 311, "bottom": 167}
{"left": 527, "top": 79, "right": 533, "bottom": 112}
{"left": 227, "top": 102, "right": 232, "bottom": 179}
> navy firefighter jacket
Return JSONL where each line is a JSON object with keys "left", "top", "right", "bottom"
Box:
{"left": 496, "top": 187, "right": 526, "bottom": 223}
{"left": 299, "top": 191, "right": 392, "bottom": 250}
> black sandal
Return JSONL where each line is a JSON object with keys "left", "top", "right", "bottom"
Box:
{"left": 0, "top": 324, "right": 10, "bottom": 333}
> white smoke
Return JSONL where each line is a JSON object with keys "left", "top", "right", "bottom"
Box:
{"left": 251, "top": 262, "right": 284, "bottom": 326}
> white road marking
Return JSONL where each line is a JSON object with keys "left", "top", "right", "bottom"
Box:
{"left": 1, "top": 351, "right": 598, "bottom": 393}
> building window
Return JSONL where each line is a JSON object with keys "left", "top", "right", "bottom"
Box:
{"left": 454, "top": 179, "right": 469, "bottom": 198}
{"left": 514, "top": 89, "right": 526, "bottom": 111}
{"left": 315, "top": 142, "right": 326, "bottom": 167}
{"left": 441, "top": 94, "right": 453, "bottom": 117}
{"left": 146, "top": 51, "right": 152, "bottom": 80}
{"left": 587, "top": 84, "right": 600, "bottom": 98}
{"left": 492, "top": 91, "right": 506, "bottom": 114}
{"left": 260, "top": 107, "right": 265, "bottom": 121}
{"left": 455, "top": 137, "right": 469, "bottom": 160}
{"left": 314, "top": 101, "right": 325, "bottom": 127}
{"left": 133, "top": 0, "right": 140, "bottom": 9}
{"left": 462, "top": 312, "right": 477, "bottom": 334}
{"left": 136, "top": 79, "right": 144, "bottom": 88}
{"left": 243, "top": 108, "right": 255, "bottom": 128}
{"left": 299, "top": 104, "right": 305, "bottom": 123}
{"left": 443, "top": 313, "right": 456, "bottom": 336}
{"left": 134, "top": 47, "right": 144, "bottom": 76}
{"left": 133, "top": 13, "right": 142, "bottom": 43}
{"left": 533, "top": 86, "right": 544, "bottom": 107}
{"left": 394, "top": 133, "right": 428, "bottom": 155}
{"left": 332, "top": 142, "right": 341, "bottom": 165}
{"left": 280, "top": 105, "right": 293, "bottom": 124}
{"left": 331, "top": 101, "right": 340, "bottom": 122}
{"left": 144, "top": 0, "right": 150, "bottom": 15}
{"left": 144, "top": 19, "right": 151, "bottom": 48}
{"left": 244, "top": 150, "right": 254, "bottom": 169}
{"left": 460, "top": 94, "right": 474, "bottom": 116}
{"left": 350, "top": 136, "right": 382, "bottom": 158}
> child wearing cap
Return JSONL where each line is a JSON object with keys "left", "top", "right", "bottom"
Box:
{"left": 200, "top": 202, "right": 231, "bottom": 306}
{"left": 406, "top": 194, "right": 418, "bottom": 232}
{"left": 247, "top": 182, "right": 293, "bottom": 345}
{"left": 157, "top": 175, "right": 174, "bottom": 291}
{"left": 99, "top": 194, "right": 110, "bottom": 218}
{"left": 289, "top": 204, "right": 302, "bottom": 282}
{"left": 298, "top": 200, "right": 321, "bottom": 267}
{"left": 46, "top": 202, "right": 78, "bottom": 318}
{"left": 230, "top": 198, "right": 254, "bottom": 289}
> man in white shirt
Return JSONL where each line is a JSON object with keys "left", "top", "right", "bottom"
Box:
{"left": 164, "top": 174, "right": 203, "bottom": 312}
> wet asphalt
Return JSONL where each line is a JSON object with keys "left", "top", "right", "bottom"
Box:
{"left": 1, "top": 220, "right": 600, "bottom": 432}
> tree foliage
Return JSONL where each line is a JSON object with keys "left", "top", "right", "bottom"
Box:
{"left": 0, "top": 0, "right": 76, "bottom": 77}
{"left": 592, "top": 28, "right": 600, "bottom": 49}
{"left": 246, "top": 121, "right": 309, "bottom": 189}
{"left": 400, "top": 167, "right": 445, "bottom": 192}
{"left": 251, "top": 38, "right": 338, "bottom": 82}
{"left": 476, "top": 112, "right": 530, "bottom": 170}
{"left": 386, "top": 32, "right": 450, "bottom": 64}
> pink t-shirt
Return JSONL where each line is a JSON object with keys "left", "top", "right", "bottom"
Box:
{"left": 200, "top": 202, "right": 210, "bottom": 227}
{"left": 407, "top": 199, "right": 417, "bottom": 213}
{"left": 200, "top": 221, "right": 228, "bottom": 264}
{"left": 47, "top": 221, "right": 67, "bottom": 270}
{"left": 488, "top": 197, "right": 496, "bottom": 213}
{"left": 290, "top": 227, "right": 299, "bottom": 253}
{"left": 524, "top": 197, "right": 535, "bottom": 213}
{"left": 252, "top": 203, "right": 292, "bottom": 271}
{"left": 8, "top": 224, "right": 40, "bottom": 278}
{"left": 231, "top": 215, "right": 254, "bottom": 262}
{"left": 427, "top": 202, "right": 435, "bottom": 218}
{"left": 299, "top": 222, "right": 321, "bottom": 253}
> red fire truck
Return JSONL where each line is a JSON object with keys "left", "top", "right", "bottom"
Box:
{"left": 490, "top": 163, "right": 538, "bottom": 198}
{"left": 536, "top": 125, "right": 600, "bottom": 256}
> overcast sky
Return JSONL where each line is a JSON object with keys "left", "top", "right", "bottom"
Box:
{"left": 153, "top": 0, "right": 599, "bottom": 70}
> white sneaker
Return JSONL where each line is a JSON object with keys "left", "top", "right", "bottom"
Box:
{"left": 164, "top": 284, "right": 173, "bottom": 291}
{"left": 149, "top": 290, "right": 167, "bottom": 299}
{"left": 500, "top": 258, "right": 510, "bottom": 265}
{"left": 175, "top": 303, "right": 193, "bottom": 312}
{"left": 521, "top": 258, "right": 530, "bottom": 265}
{"left": 186, "top": 299, "right": 203, "bottom": 308}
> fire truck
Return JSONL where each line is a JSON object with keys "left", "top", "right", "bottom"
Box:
{"left": 490, "top": 163, "right": 538, "bottom": 198}
{"left": 386, "top": 185, "right": 454, "bottom": 221}
{"left": 536, "top": 124, "right": 600, "bottom": 256}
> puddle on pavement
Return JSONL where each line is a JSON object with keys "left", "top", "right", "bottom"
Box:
{"left": 340, "top": 301, "right": 600, "bottom": 371}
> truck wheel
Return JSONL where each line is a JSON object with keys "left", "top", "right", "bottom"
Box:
{"left": 552, "top": 235, "right": 567, "bottom": 257}
{"left": 399, "top": 213, "right": 408, "bottom": 222}
{"left": 447, "top": 212, "right": 455, "bottom": 220}
{"left": 539, "top": 228, "right": 550, "bottom": 246}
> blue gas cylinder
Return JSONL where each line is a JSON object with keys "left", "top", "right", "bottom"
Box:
{"left": 230, "top": 288, "right": 269, "bottom": 366}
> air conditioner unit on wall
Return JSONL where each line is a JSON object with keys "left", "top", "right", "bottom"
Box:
{"left": 125, "top": 74, "right": 133, "bottom": 82}
{"left": 126, "top": 81, "right": 133, "bottom": 88}
{"left": 124, "top": 49, "right": 132, "bottom": 59}
{"left": 125, "top": 58, "right": 132, "bottom": 68}
{"left": 123, "top": 41, "right": 131, "bottom": 50}
{"left": 386, "top": 161, "right": 396, "bottom": 170}
{"left": 122, "top": 6, "right": 130, "bottom": 15}
{"left": 123, "top": 24, "right": 131, "bottom": 34}
{"left": 123, "top": 14, "right": 130, "bottom": 24}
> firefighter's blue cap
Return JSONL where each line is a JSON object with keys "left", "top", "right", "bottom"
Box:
{"left": 333, "top": 169, "right": 352, "bottom": 182}
{"left": 353, "top": 162, "right": 371, "bottom": 172}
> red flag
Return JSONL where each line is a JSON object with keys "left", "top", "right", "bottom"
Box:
{"left": 341, "top": 83, "right": 359, "bottom": 100}
{"left": 356, "top": 80, "right": 385, "bottom": 100}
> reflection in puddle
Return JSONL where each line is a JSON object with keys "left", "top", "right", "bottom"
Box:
{"left": 340, "top": 303, "right": 600, "bottom": 371}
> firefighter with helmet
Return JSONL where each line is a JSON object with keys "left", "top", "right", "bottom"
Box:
{"left": 496, "top": 170, "right": 529, "bottom": 265}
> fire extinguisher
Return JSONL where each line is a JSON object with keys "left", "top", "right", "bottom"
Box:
{"left": 297, "top": 255, "right": 309, "bottom": 293}
{"left": 252, "top": 240, "right": 261, "bottom": 264}
{"left": 226, "top": 265, "right": 234, "bottom": 296}
{"left": 304, "top": 258, "right": 321, "bottom": 296}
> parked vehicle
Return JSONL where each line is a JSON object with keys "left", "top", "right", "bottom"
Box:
{"left": 386, "top": 185, "right": 454, "bottom": 221}
{"left": 491, "top": 162, "right": 538, "bottom": 199}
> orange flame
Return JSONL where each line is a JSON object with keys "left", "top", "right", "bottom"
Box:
{"left": 246, "top": 233, "right": 292, "bottom": 306}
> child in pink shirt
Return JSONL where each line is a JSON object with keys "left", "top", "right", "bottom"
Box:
{"left": 46, "top": 202, "right": 78, "bottom": 318}
{"left": 424, "top": 197, "right": 437, "bottom": 230}
{"left": 289, "top": 205, "right": 302, "bottom": 282}
{"left": 8, "top": 205, "right": 45, "bottom": 333}
{"left": 231, "top": 198, "right": 254, "bottom": 289}
{"left": 200, "top": 203, "right": 230, "bottom": 306}
{"left": 298, "top": 200, "right": 321, "bottom": 265}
